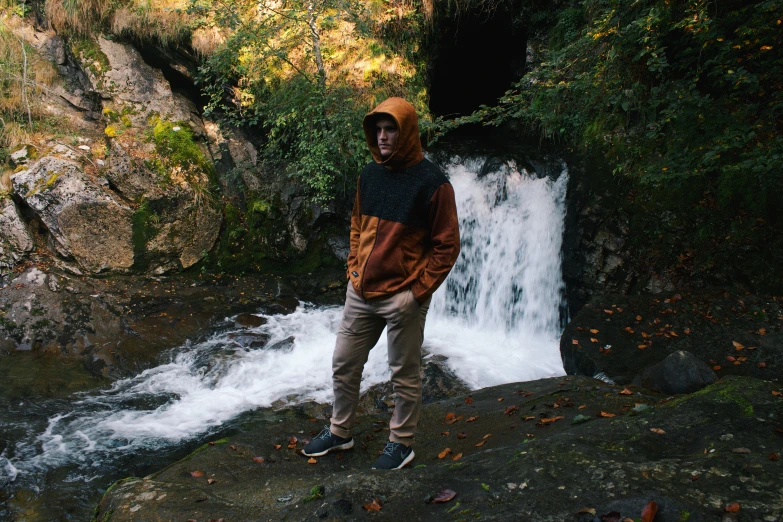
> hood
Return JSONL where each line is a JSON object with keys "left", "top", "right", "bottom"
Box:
{"left": 362, "top": 97, "right": 424, "bottom": 170}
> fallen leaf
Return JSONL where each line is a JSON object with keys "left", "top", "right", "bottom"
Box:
{"left": 758, "top": 362, "right": 767, "bottom": 369}
{"left": 464, "top": 397, "right": 474, "bottom": 405}
{"left": 641, "top": 332, "right": 650, "bottom": 338}
{"left": 619, "top": 388, "right": 633, "bottom": 395}
{"left": 713, "top": 365, "right": 721, "bottom": 371}
{"left": 726, "top": 355, "right": 736, "bottom": 362}
{"left": 599, "top": 411, "right": 616, "bottom": 418}
{"left": 768, "top": 452, "right": 779, "bottom": 461}
{"left": 636, "top": 315, "right": 642, "bottom": 321}
{"left": 572, "top": 339, "right": 580, "bottom": 345}
{"left": 445, "top": 412, "right": 456, "bottom": 421}
{"left": 432, "top": 489, "right": 456, "bottom": 503}
{"left": 208, "top": 441, "right": 216, "bottom": 446}
{"left": 307, "top": 457, "right": 317, "bottom": 464}
{"left": 669, "top": 331, "right": 678, "bottom": 337}
{"left": 451, "top": 452, "right": 462, "bottom": 461}
{"left": 772, "top": 390, "right": 782, "bottom": 396}
{"left": 475, "top": 440, "right": 486, "bottom": 447}
{"left": 190, "top": 470, "right": 205, "bottom": 478}
{"left": 684, "top": 328, "right": 691, "bottom": 335}
{"left": 466, "top": 416, "right": 478, "bottom": 422}
{"left": 688, "top": 474, "right": 700, "bottom": 481}
{"left": 229, "top": 445, "right": 237, "bottom": 451}
{"left": 733, "top": 341, "right": 745, "bottom": 350}
{"left": 577, "top": 507, "right": 596, "bottom": 515}
{"left": 758, "top": 328, "right": 767, "bottom": 335}
{"left": 274, "top": 444, "right": 281, "bottom": 450}
{"left": 438, "top": 448, "right": 452, "bottom": 459}
{"left": 616, "top": 307, "right": 623, "bottom": 312}
{"left": 641, "top": 501, "right": 658, "bottom": 522}
{"left": 253, "top": 457, "right": 265, "bottom": 463}
{"left": 483, "top": 433, "right": 492, "bottom": 439}
{"left": 578, "top": 404, "right": 586, "bottom": 409}
{"left": 457, "top": 432, "right": 467, "bottom": 439}
{"left": 731, "top": 447, "right": 751, "bottom": 454}
{"left": 523, "top": 416, "right": 536, "bottom": 421}
{"left": 540, "top": 416, "right": 565, "bottom": 423}
{"left": 287, "top": 436, "right": 297, "bottom": 449}
{"left": 623, "top": 327, "right": 635, "bottom": 334}
{"left": 725, "top": 502, "right": 740, "bottom": 513}
{"left": 207, "top": 478, "right": 216, "bottom": 485}
{"left": 497, "top": 397, "right": 504, "bottom": 402}
{"left": 504, "top": 405, "right": 520, "bottom": 415}
{"left": 446, "top": 415, "right": 464, "bottom": 425}
{"left": 590, "top": 338, "right": 599, "bottom": 343}
{"left": 604, "top": 309, "right": 614, "bottom": 315}
{"left": 590, "top": 329, "right": 599, "bottom": 334}
{"left": 363, "top": 498, "right": 382, "bottom": 512}
{"left": 440, "top": 431, "right": 450, "bottom": 436}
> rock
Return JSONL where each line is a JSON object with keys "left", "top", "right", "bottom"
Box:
{"left": 92, "top": 37, "right": 200, "bottom": 129}
{"left": 10, "top": 146, "right": 34, "bottom": 166}
{"left": 11, "top": 156, "right": 134, "bottom": 272}
{"left": 638, "top": 350, "right": 717, "bottom": 394}
{"left": 234, "top": 313, "right": 267, "bottom": 328}
{"left": 0, "top": 198, "right": 34, "bottom": 273}
{"left": 105, "top": 141, "right": 159, "bottom": 201}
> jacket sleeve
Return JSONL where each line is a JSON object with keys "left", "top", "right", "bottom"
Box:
{"left": 411, "top": 182, "right": 460, "bottom": 303}
{"left": 345, "top": 177, "right": 362, "bottom": 280}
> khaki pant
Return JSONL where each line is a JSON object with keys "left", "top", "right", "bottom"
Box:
{"left": 330, "top": 283, "right": 430, "bottom": 445}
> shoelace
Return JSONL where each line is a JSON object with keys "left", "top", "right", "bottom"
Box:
{"left": 381, "top": 441, "right": 399, "bottom": 457}
{"left": 317, "top": 426, "right": 333, "bottom": 441}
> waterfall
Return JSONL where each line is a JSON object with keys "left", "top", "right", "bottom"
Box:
{"left": 1, "top": 156, "right": 569, "bottom": 484}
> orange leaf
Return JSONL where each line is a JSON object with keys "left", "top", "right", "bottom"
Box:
{"left": 445, "top": 412, "right": 456, "bottom": 421}
{"left": 768, "top": 452, "right": 779, "bottom": 461}
{"left": 641, "top": 501, "right": 658, "bottom": 522}
{"left": 578, "top": 404, "right": 586, "bottom": 409}
{"left": 464, "top": 397, "right": 474, "bottom": 404}
{"left": 636, "top": 315, "right": 642, "bottom": 321}
{"left": 733, "top": 341, "right": 744, "bottom": 350}
{"left": 253, "top": 457, "right": 265, "bottom": 463}
{"left": 497, "top": 397, "right": 504, "bottom": 402}
{"left": 451, "top": 452, "right": 463, "bottom": 461}
{"left": 638, "top": 345, "right": 647, "bottom": 350}
{"left": 589, "top": 329, "right": 599, "bottom": 334}
{"left": 475, "top": 440, "right": 486, "bottom": 447}
{"left": 287, "top": 436, "right": 297, "bottom": 449}
{"left": 773, "top": 390, "right": 782, "bottom": 396}
{"left": 504, "top": 405, "right": 520, "bottom": 415}
{"left": 540, "top": 416, "right": 564, "bottom": 423}
{"left": 641, "top": 332, "right": 650, "bottom": 338}
{"left": 307, "top": 457, "right": 317, "bottom": 464}
{"left": 713, "top": 365, "right": 721, "bottom": 371}
{"left": 623, "top": 327, "right": 635, "bottom": 333}
{"left": 274, "top": 444, "right": 282, "bottom": 450}
{"left": 669, "top": 331, "right": 678, "bottom": 337}
{"left": 758, "top": 328, "right": 767, "bottom": 335}
{"left": 440, "top": 431, "right": 450, "bottom": 436}
{"left": 590, "top": 338, "right": 599, "bottom": 343}
{"left": 207, "top": 478, "right": 216, "bottom": 485}
{"left": 650, "top": 428, "right": 665, "bottom": 434}
{"left": 599, "top": 411, "right": 616, "bottom": 418}
{"left": 229, "top": 445, "right": 237, "bottom": 451}
{"left": 483, "top": 433, "right": 492, "bottom": 439}
{"left": 758, "top": 362, "right": 767, "bottom": 369}
{"left": 467, "top": 416, "right": 478, "bottom": 422}
{"left": 190, "top": 470, "right": 205, "bottom": 478}
{"left": 523, "top": 415, "right": 536, "bottom": 421}
{"left": 684, "top": 328, "right": 691, "bottom": 335}
{"left": 438, "top": 448, "right": 452, "bottom": 459}
{"left": 572, "top": 339, "right": 580, "bottom": 345}
{"left": 445, "top": 415, "right": 464, "bottom": 425}
{"left": 619, "top": 388, "right": 632, "bottom": 395}
{"left": 724, "top": 502, "right": 740, "bottom": 513}
{"left": 604, "top": 309, "right": 614, "bottom": 315}
{"left": 363, "top": 499, "right": 382, "bottom": 512}
{"left": 456, "top": 432, "right": 467, "bottom": 439}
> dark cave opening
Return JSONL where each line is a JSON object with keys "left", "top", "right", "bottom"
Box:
{"left": 428, "top": 6, "right": 527, "bottom": 119}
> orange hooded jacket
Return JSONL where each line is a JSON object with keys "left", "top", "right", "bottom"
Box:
{"left": 346, "top": 97, "right": 460, "bottom": 302}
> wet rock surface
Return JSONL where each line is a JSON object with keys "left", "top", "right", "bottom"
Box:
{"left": 561, "top": 290, "right": 782, "bottom": 386}
{"left": 0, "top": 266, "right": 347, "bottom": 390}
{"left": 95, "top": 375, "right": 783, "bottom": 521}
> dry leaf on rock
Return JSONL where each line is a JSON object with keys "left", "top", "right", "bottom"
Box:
{"left": 457, "top": 432, "right": 467, "bottom": 439}
{"left": 432, "top": 489, "right": 456, "bottom": 503}
{"left": 190, "top": 470, "right": 205, "bottom": 478}
{"left": 641, "top": 500, "right": 658, "bottom": 522}
{"left": 438, "top": 448, "right": 452, "bottom": 459}
{"left": 363, "top": 499, "right": 382, "bottom": 512}
{"left": 307, "top": 457, "right": 317, "bottom": 464}
{"left": 650, "top": 428, "right": 665, "bottom": 434}
{"left": 451, "top": 452, "right": 462, "bottom": 461}
{"left": 599, "top": 411, "right": 616, "bottom": 418}
{"left": 619, "top": 388, "right": 633, "bottom": 395}
{"left": 725, "top": 502, "right": 740, "bottom": 513}
{"left": 253, "top": 457, "right": 265, "bottom": 463}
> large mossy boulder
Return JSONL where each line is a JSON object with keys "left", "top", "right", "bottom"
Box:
{"left": 11, "top": 156, "right": 134, "bottom": 272}
{"left": 93, "top": 375, "right": 783, "bottom": 521}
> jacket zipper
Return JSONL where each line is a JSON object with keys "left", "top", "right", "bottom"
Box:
{"left": 360, "top": 217, "right": 381, "bottom": 302}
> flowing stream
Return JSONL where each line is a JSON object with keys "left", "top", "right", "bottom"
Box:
{"left": 0, "top": 157, "right": 568, "bottom": 519}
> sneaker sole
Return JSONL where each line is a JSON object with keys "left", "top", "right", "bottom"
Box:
{"left": 302, "top": 439, "right": 354, "bottom": 457}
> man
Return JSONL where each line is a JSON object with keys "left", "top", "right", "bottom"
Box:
{"left": 303, "top": 97, "right": 461, "bottom": 469}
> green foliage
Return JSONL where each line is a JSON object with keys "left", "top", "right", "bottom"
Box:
{"left": 438, "top": 0, "right": 783, "bottom": 219}
{"left": 302, "top": 485, "right": 325, "bottom": 502}
{"left": 191, "top": 0, "right": 428, "bottom": 202}
{"left": 131, "top": 198, "right": 158, "bottom": 260}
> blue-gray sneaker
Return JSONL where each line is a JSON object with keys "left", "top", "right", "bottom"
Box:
{"left": 302, "top": 426, "right": 354, "bottom": 457}
{"left": 372, "top": 441, "right": 415, "bottom": 470}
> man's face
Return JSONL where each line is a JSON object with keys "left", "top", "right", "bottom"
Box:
{"left": 375, "top": 117, "right": 399, "bottom": 159}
